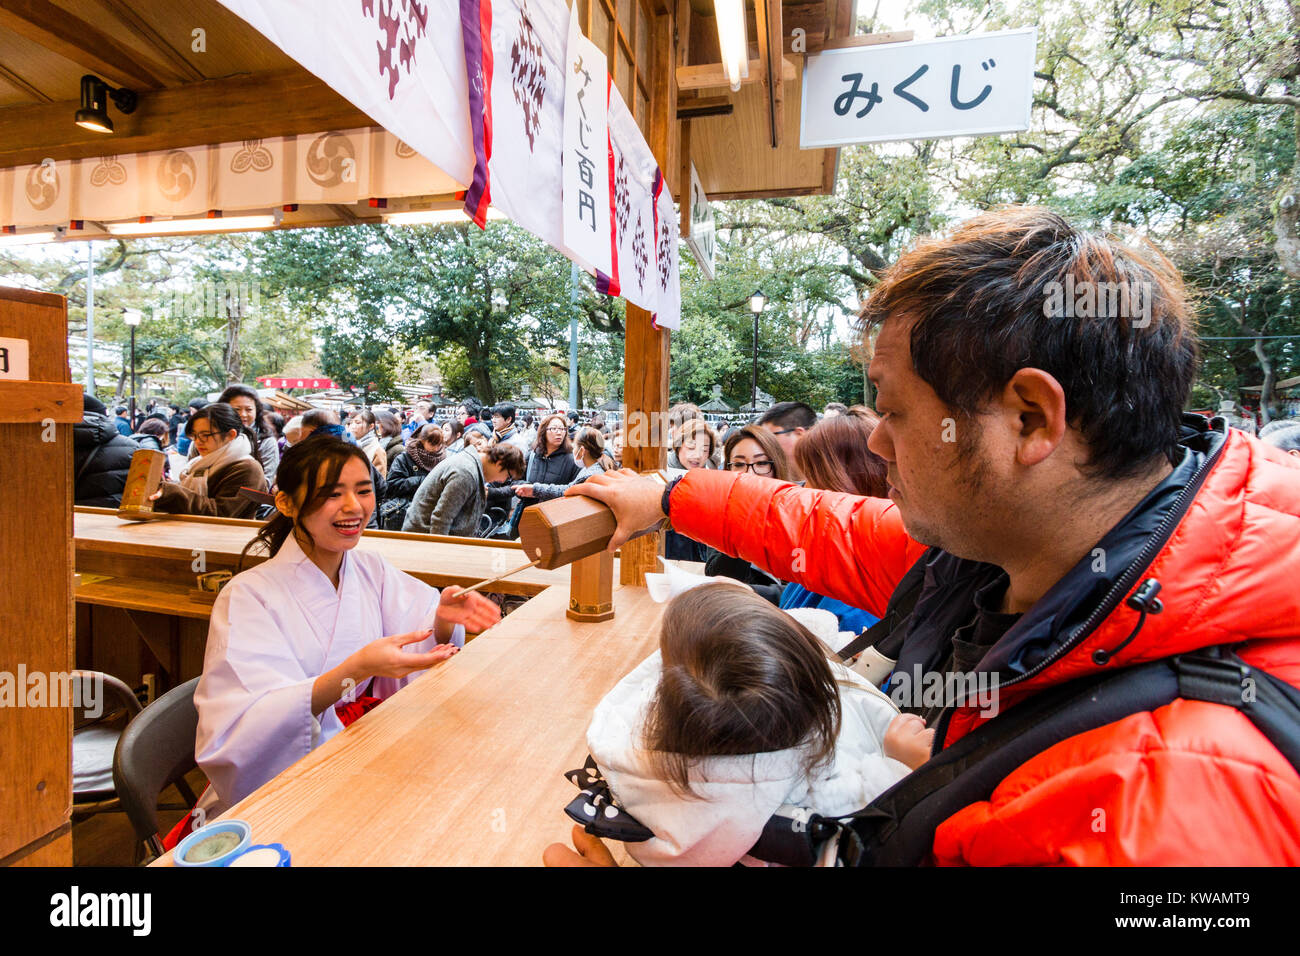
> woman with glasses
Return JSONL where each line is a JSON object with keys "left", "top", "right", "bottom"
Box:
{"left": 152, "top": 402, "right": 267, "bottom": 518}
{"left": 699, "top": 426, "right": 794, "bottom": 599}
{"left": 518, "top": 426, "right": 608, "bottom": 502}
{"left": 723, "top": 425, "right": 790, "bottom": 481}
{"left": 495, "top": 413, "right": 581, "bottom": 538}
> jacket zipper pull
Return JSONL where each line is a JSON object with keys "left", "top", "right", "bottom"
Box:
{"left": 1092, "top": 578, "right": 1163, "bottom": 666}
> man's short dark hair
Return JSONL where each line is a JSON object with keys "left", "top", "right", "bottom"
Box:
{"left": 859, "top": 206, "right": 1196, "bottom": 480}
{"left": 492, "top": 403, "right": 517, "bottom": 424}
{"left": 302, "top": 408, "right": 340, "bottom": 429}
{"left": 757, "top": 402, "right": 817, "bottom": 431}
{"left": 115, "top": 406, "right": 127, "bottom": 416}
{"left": 566, "top": 410, "right": 579, "bottom": 423}
{"left": 188, "top": 398, "right": 209, "bottom": 411}
{"left": 484, "top": 441, "right": 525, "bottom": 478}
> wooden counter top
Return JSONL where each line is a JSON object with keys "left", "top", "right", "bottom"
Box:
{"left": 155, "top": 581, "right": 665, "bottom": 866}
{"left": 75, "top": 508, "right": 570, "bottom": 597}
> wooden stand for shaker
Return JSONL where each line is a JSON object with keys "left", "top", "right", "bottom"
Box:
{"left": 518, "top": 497, "right": 618, "bottom": 622}
{"left": 517, "top": 480, "right": 666, "bottom": 622}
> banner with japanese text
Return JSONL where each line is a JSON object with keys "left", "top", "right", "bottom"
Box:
{"left": 800, "top": 28, "right": 1037, "bottom": 148}
{"left": 462, "top": 0, "right": 680, "bottom": 328}
{"left": 562, "top": 6, "right": 612, "bottom": 278}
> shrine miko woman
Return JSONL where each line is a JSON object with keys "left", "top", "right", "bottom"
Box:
{"left": 185, "top": 435, "right": 502, "bottom": 825}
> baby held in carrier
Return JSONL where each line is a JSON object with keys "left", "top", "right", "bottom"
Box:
{"left": 568, "top": 580, "right": 934, "bottom": 866}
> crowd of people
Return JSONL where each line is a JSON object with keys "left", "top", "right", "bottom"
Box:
{"left": 72, "top": 205, "right": 1300, "bottom": 868}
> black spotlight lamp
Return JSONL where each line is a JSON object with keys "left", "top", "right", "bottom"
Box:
{"left": 75, "top": 74, "right": 137, "bottom": 134}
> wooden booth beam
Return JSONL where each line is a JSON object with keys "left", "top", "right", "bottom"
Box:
{"left": 0, "top": 69, "right": 376, "bottom": 169}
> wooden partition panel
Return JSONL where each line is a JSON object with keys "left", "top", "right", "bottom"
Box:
{"left": 0, "top": 287, "right": 76, "bottom": 866}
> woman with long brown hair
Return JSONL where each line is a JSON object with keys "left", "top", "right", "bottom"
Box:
{"left": 696, "top": 425, "right": 795, "bottom": 591}
{"left": 381, "top": 423, "right": 447, "bottom": 530}
{"left": 519, "top": 426, "right": 607, "bottom": 500}
{"left": 165, "top": 435, "right": 500, "bottom": 848}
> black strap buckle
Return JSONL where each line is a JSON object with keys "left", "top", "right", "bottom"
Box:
{"left": 1173, "top": 650, "right": 1250, "bottom": 708}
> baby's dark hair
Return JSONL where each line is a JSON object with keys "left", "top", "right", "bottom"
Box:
{"left": 644, "top": 583, "right": 842, "bottom": 796}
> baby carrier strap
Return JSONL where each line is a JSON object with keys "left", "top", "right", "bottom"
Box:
{"left": 836, "top": 549, "right": 936, "bottom": 683}
{"left": 748, "top": 644, "right": 1300, "bottom": 867}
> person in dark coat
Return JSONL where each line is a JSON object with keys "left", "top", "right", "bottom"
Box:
{"left": 75, "top": 394, "right": 140, "bottom": 507}
{"left": 492, "top": 412, "right": 580, "bottom": 538}
{"left": 381, "top": 424, "right": 447, "bottom": 530}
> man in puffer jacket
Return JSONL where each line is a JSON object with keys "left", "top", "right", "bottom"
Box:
{"left": 560, "top": 207, "right": 1300, "bottom": 866}
{"left": 74, "top": 394, "right": 141, "bottom": 507}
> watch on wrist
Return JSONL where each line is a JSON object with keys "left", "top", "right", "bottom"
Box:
{"left": 661, "top": 475, "right": 682, "bottom": 525}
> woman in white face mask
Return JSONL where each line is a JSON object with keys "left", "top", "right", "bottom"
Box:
{"left": 152, "top": 402, "right": 267, "bottom": 518}
{"left": 514, "top": 426, "right": 607, "bottom": 502}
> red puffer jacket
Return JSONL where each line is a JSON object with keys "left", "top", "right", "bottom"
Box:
{"left": 669, "top": 427, "right": 1300, "bottom": 865}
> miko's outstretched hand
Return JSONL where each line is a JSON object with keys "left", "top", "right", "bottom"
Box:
{"left": 434, "top": 586, "right": 502, "bottom": 637}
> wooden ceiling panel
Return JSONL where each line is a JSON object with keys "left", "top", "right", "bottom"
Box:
{"left": 688, "top": 70, "right": 826, "bottom": 199}
{"left": 0, "top": 23, "right": 93, "bottom": 104}
{"left": 66, "top": 0, "right": 300, "bottom": 79}
{"left": 0, "top": 69, "right": 375, "bottom": 168}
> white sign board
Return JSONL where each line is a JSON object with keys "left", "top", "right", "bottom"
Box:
{"left": 562, "top": 4, "right": 612, "bottom": 278}
{"left": 0, "top": 337, "right": 29, "bottom": 381}
{"left": 684, "top": 162, "right": 716, "bottom": 281}
{"left": 800, "top": 28, "right": 1037, "bottom": 148}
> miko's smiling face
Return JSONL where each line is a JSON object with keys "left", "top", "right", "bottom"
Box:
{"left": 292, "top": 457, "right": 375, "bottom": 552}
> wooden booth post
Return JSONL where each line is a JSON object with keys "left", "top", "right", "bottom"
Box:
{"left": 0, "top": 288, "right": 81, "bottom": 867}
{"left": 620, "top": 2, "right": 679, "bottom": 587}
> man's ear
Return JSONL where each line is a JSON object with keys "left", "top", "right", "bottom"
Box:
{"left": 1000, "top": 368, "right": 1068, "bottom": 467}
{"left": 275, "top": 490, "right": 298, "bottom": 520}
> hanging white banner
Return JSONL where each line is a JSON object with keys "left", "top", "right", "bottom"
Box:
{"left": 217, "top": 0, "right": 474, "bottom": 187}
{"left": 561, "top": 2, "right": 611, "bottom": 277}
{"left": 463, "top": 0, "right": 680, "bottom": 329}
{"left": 800, "top": 28, "right": 1037, "bottom": 148}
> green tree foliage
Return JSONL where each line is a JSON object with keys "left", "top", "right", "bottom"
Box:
{"left": 0, "top": 236, "right": 312, "bottom": 398}
{"left": 251, "top": 221, "right": 573, "bottom": 406}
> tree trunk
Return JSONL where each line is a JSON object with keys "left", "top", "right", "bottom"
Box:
{"left": 1253, "top": 334, "right": 1276, "bottom": 425}
{"left": 468, "top": 348, "right": 495, "bottom": 405}
{"left": 1273, "top": 103, "right": 1300, "bottom": 279}
{"left": 223, "top": 302, "right": 242, "bottom": 385}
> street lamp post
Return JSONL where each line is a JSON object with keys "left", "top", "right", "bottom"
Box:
{"left": 123, "top": 309, "right": 142, "bottom": 429}
{"left": 749, "top": 289, "right": 767, "bottom": 413}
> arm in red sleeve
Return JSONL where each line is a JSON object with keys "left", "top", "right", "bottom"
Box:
{"left": 667, "top": 469, "right": 926, "bottom": 619}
